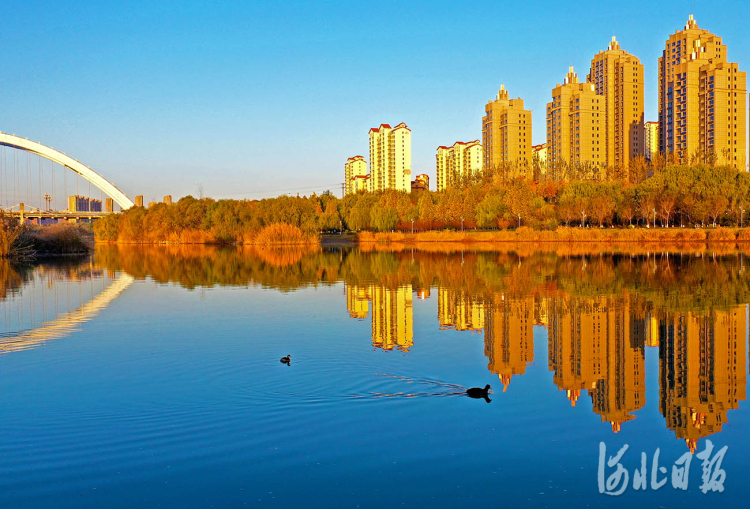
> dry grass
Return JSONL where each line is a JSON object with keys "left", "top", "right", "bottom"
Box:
{"left": 357, "top": 227, "right": 750, "bottom": 244}
{"left": 20, "top": 224, "right": 94, "bottom": 255}
{"left": 251, "top": 223, "right": 318, "bottom": 245}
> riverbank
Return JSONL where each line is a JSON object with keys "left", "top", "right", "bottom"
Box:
{"left": 355, "top": 227, "right": 750, "bottom": 244}
{"left": 1, "top": 223, "right": 93, "bottom": 258}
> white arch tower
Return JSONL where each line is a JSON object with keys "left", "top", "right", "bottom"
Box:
{"left": 0, "top": 131, "right": 134, "bottom": 209}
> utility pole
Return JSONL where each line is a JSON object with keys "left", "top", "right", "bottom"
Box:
{"left": 341, "top": 182, "right": 345, "bottom": 199}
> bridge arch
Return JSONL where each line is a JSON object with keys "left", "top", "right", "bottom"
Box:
{"left": 0, "top": 131, "right": 134, "bottom": 209}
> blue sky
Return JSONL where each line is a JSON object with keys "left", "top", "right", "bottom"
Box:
{"left": 2, "top": 0, "right": 750, "bottom": 201}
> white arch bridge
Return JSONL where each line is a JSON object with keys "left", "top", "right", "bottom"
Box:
{"left": 0, "top": 131, "right": 134, "bottom": 210}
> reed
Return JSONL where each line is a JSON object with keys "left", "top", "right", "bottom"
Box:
{"left": 357, "top": 227, "right": 750, "bottom": 244}
{"left": 251, "top": 223, "right": 318, "bottom": 245}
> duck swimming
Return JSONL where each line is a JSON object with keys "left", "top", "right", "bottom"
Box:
{"left": 466, "top": 384, "right": 492, "bottom": 402}
{"left": 280, "top": 355, "right": 291, "bottom": 365}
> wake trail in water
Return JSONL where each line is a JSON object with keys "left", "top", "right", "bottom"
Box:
{"left": 349, "top": 373, "right": 469, "bottom": 400}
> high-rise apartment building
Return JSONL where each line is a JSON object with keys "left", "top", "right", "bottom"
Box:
{"left": 344, "top": 155, "right": 368, "bottom": 195}
{"left": 368, "top": 123, "right": 412, "bottom": 192}
{"left": 644, "top": 121, "right": 659, "bottom": 161}
{"left": 482, "top": 85, "right": 532, "bottom": 171}
{"left": 435, "top": 140, "right": 483, "bottom": 191}
{"left": 546, "top": 67, "right": 603, "bottom": 168}
{"left": 658, "top": 15, "right": 747, "bottom": 168}
{"left": 588, "top": 37, "right": 644, "bottom": 168}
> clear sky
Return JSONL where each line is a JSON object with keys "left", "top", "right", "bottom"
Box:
{"left": 3, "top": 0, "right": 750, "bottom": 201}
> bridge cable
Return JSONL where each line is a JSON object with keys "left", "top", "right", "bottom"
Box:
{"left": 13, "top": 149, "right": 18, "bottom": 209}
{"left": 38, "top": 155, "right": 42, "bottom": 212}
{"left": 1, "top": 146, "right": 4, "bottom": 208}
{"left": 26, "top": 152, "right": 31, "bottom": 207}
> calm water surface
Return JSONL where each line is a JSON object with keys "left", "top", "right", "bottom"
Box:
{"left": 1, "top": 244, "right": 749, "bottom": 508}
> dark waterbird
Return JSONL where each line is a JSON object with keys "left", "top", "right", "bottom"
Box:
{"left": 466, "top": 384, "right": 492, "bottom": 403}
{"left": 280, "top": 355, "right": 291, "bottom": 365}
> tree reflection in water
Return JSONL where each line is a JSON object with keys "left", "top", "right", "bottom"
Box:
{"left": 1, "top": 243, "right": 748, "bottom": 452}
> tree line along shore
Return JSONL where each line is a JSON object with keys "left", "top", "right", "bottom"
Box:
{"left": 4, "top": 162, "right": 750, "bottom": 255}
{"left": 92, "top": 163, "right": 750, "bottom": 245}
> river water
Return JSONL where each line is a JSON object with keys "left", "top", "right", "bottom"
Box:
{"left": 1, "top": 244, "right": 749, "bottom": 508}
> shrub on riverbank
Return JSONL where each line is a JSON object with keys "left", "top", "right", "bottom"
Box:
{"left": 251, "top": 223, "right": 318, "bottom": 245}
{"left": 0, "top": 213, "right": 21, "bottom": 257}
{"left": 20, "top": 224, "right": 94, "bottom": 254}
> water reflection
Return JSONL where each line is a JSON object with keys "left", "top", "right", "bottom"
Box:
{"left": 1, "top": 244, "right": 748, "bottom": 453}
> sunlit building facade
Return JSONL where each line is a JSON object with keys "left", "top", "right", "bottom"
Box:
{"left": 546, "top": 67, "right": 603, "bottom": 168}
{"left": 658, "top": 15, "right": 747, "bottom": 168}
{"left": 482, "top": 85, "right": 532, "bottom": 171}
{"left": 368, "top": 123, "right": 412, "bottom": 192}
{"left": 344, "top": 155, "right": 368, "bottom": 195}
{"left": 588, "top": 37, "right": 644, "bottom": 169}
{"left": 644, "top": 121, "right": 659, "bottom": 161}
{"left": 435, "top": 140, "right": 483, "bottom": 192}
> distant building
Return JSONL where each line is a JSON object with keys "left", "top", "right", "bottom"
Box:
{"left": 105, "top": 198, "right": 114, "bottom": 212}
{"left": 644, "top": 122, "right": 659, "bottom": 161}
{"left": 344, "top": 155, "right": 368, "bottom": 195}
{"left": 659, "top": 15, "right": 747, "bottom": 168}
{"left": 435, "top": 141, "right": 482, "bottom": 191}
{"left": 546, "top": 67, "right": 603, "bottom": 168}
{"left": 532, "top": 143, "right": 547, "bottom": 171}
{"left": 351, "top": 174, "right": 370, "bottom": 193}
{"left": 164, "top": 195, "right": 173, "bottom": 205}
{"left": 588, "top": 37, "right": 644, "bottom": 169}
{"left": 482, "top": 85, "right": 532, "bottom": 170}
{"left": 135, "top": 195, "right": 144, "bottom": 207}
{"left": 67, "top": 195, "right": 101, "bottom": 212}
{"left": 411, "top": 174, "right": 429, "bottom": 192}
{"left": 368, "top": 123, "right": 412, "bottom": 192}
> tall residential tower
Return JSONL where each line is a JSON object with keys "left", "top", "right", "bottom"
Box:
{"left": 588, "top": 37, "right": 644, "bottom": 169}
{"left": 658, "top": 15, "right": 747, "bottom": 168}
{"left": 435, "top": 140, "right": 483, "bottom": 191}
{"left": 368, "top": 123, "right": 412, "bottom": 192}
{"left": 344, "top": 155, "right": 367, "bottom": 195}
{"left": 546, "top": 67, "right": 603, "bottom": 168}
{"left": 482, "top": 85, "right": 532, "bottom": 173}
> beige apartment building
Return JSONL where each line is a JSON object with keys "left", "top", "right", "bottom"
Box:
{"left": 435, "top": 140, "right": 483, "bottom": 191}
{"left": 644, "top": 121, "right": 659, "bottom": 161}
{"left": 588, "top": 37, "right": 644, "bottom": 168}
{"left": 368, "top": 122, "right": 412, "bottom": 192}
{"left": 658, "top": 15, "right": 747, "bottom": 168}
{"left": 482, "top": 85, "right": 532, "bottom": 171}
{"left": 546, "top": 67, "right": 603, "bottom": 167}
{"left": 344, "top": 155, "right": 368, "bottom": 195}
{"left": 532, "top": 143, "right": 547, "bottom": 172}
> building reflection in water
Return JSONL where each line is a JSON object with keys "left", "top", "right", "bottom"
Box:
{"left": 5, "top": 246, "right": 747, "bottom": 452}
{"left": 348, "top": 280, "right": 747, "bottom": 452}
{"left": 346, "top": 284, "right": 413, "bottom": 351}
{"left": 659, "top": 307, "right": 747, "bottom": 453}
{"left": 485, "top": 294, "right": 535, "bottom": 392}
{"left": 438, "top": 288, "right": 485, "bottom": 332}
{"left": 547, "top": 295, "right": 646, "bottom": 433}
